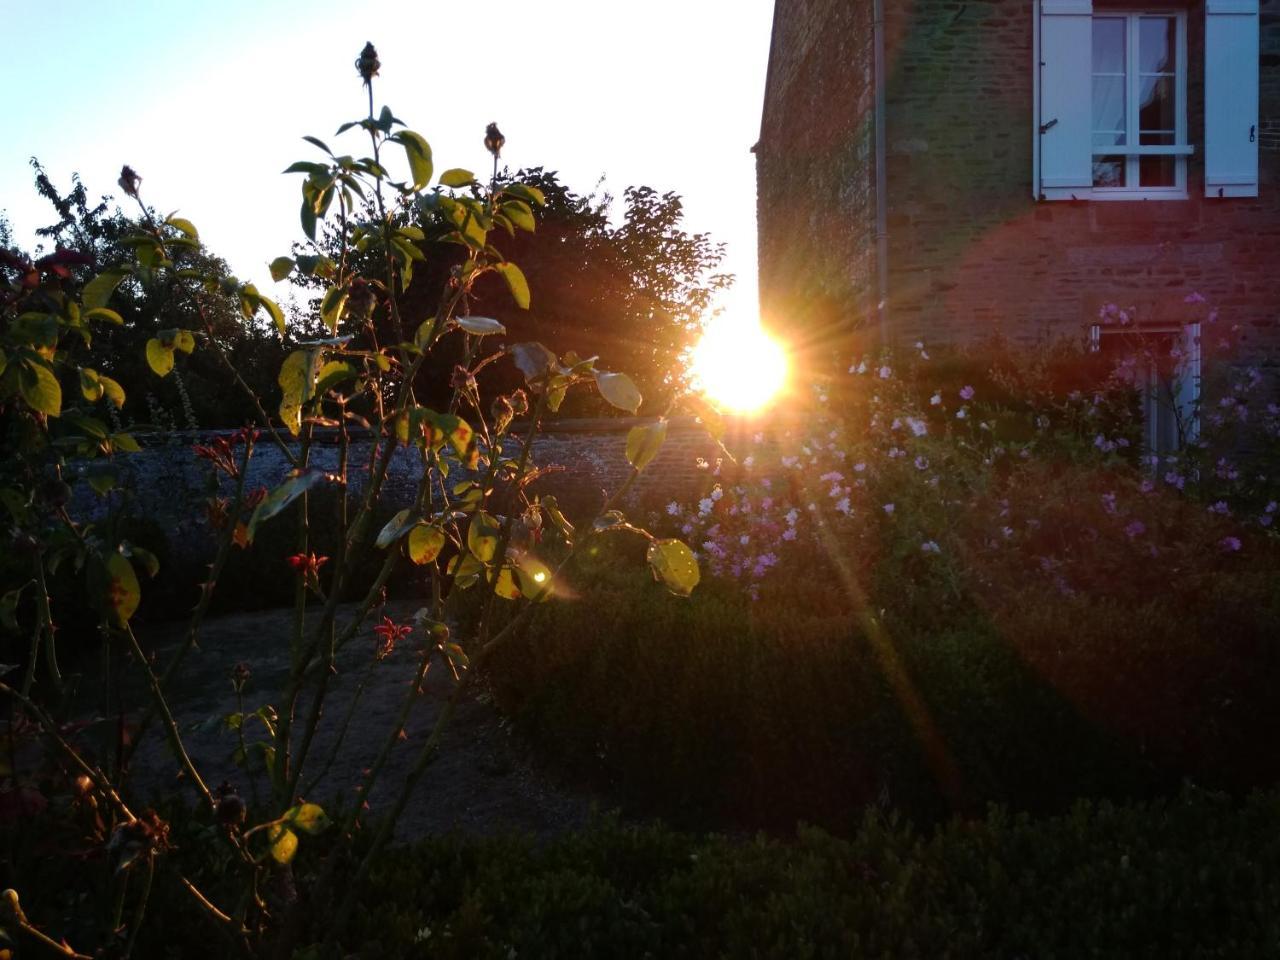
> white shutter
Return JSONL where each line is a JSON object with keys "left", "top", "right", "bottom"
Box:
{"left": 1205, "top": 0, "right": 1259, "bottom": 198}
{"left": 1175, "top": 322, "right": 1201, "bottom": 446}
{"left": 1038, "top": 0, "right": 1093, "bottom": 196}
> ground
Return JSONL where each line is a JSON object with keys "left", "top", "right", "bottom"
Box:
{"left": 117, "top": 604, "right": 596, "bottom": 840}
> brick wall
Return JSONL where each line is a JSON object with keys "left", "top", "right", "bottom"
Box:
{"left": 758, "top": 0, "right": 1280, "bottom": 372}
{"left": 755, "top": 0, "right": 878, "bottom": 368}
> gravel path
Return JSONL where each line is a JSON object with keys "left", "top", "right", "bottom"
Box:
{"left": 119, "top": 603, "right": 597, "bottom": 840}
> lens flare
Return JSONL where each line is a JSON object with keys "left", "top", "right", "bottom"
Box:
{"left": 688, "top": 315, "right": 789, "bottom": 415}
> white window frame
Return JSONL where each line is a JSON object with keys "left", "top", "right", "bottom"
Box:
{"left": 1090, "top": 320, "right": 1201, "bottom": 456}
{"left": 1089, "top": 10, "right": 1191, "bottom": 200}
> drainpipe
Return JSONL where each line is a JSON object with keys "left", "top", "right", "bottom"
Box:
{"left": 872, "top": 0, "right": 891, "bottom": 348}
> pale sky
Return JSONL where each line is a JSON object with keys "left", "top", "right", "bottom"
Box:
{"left": 2, "top": 0, "right": 775, "bottom": 322}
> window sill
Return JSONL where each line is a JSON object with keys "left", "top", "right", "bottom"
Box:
{"left": 1041, "top": 187, "right": 1189, "bottom": 202}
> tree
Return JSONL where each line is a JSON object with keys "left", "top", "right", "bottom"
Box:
{"left": 1, "top": 161, "right": 286, "bottom": 430}
{"left": 296, "top": 168, "right": 732, "bottom": 415}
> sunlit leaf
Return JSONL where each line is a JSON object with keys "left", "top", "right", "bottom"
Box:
{"left": 501, "top": 200, "right": 535, "bottom": 232}
{"left": 165, "top": 216, "right": 198, "bottom": 239}
{"left": 495, "top": 262, "right": 530, "bottom": 309}
{"left": 514, "top": 555, "right": 554, "bottom": 600}
{"left": 261, "top": 296, "right": 286, "bottom": 337}
{"left": 83, "top": 307, "right": 123, "bottom": 325}
{"left": 284, "top": 802, "right": 330, "bottom": 836}
{"left": 145, "top": 338, "right": 174, "bottom": 377}
{"left": 105, "top": 552, "right": 141, "bottom": 625}
{"left": 269, "top": 256, "right": 296, "bottom": 282}
{"left": 19, "top": 358, "right": 62, "bottom": 415}
{"left": 268, "top": 824, "right": 298, "bottom": 864}
{"left": 595, "top": 370, "right": 642, "bottom": 414}
{"left": 320, "top": 286, "right": 347, "bottom": 334}
{"left": 504, "top": 182, "right": 546, "bottom": 207}
{"left": 82, "top": 269, "right": 127, "bottom": 311}
{"left": 397, "top": 130, "right": 434, "bottom": 191}
{"left": 100, "top": 375, "right": 125, "bottom": 408}
{"left": 453, "top": 316, "right": 506, "bottom": 336}
{"left": 439, "top": 168, "right": 475, "bottom": 188}
{"left": 79, "top": 368, "right": 104, "bottom": 402}
{"left": 407, "top": 524, "right": 446, "bottom": 565}
{"left": 626, "top": 420, "right": 667, "bottom": 471}
{"left": 494, "top": 566, "right": 521, "bottom": 600}
{"left": 375, "top": 508, "right": 415, "bottom": 549}
{"left": 467, "top": 512, "right": 501, "bottom": 563}
{"left": 646, "top": 539, "right": 700, "bottom": 597}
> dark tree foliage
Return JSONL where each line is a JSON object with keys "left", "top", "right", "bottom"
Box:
{"left": 297, "top": 168, "right": 732, "bottom": 415}
{"left": 2, "top": 162, "right": 285, "bottom": 429}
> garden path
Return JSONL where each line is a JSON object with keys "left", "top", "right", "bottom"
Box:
{"left": 119, "top": 603, "right": 597, "bottom": 840}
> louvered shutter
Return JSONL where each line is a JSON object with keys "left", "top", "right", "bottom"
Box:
{"left": 1205, "top": 0, "right": 1259, "bottom": 198}
{"left": 1039, "top": 0, "right": 1094, "bottom": 195}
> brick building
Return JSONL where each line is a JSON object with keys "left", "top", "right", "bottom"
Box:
{"left": 755, "top": 0, "right": 1279, "bottom": 399}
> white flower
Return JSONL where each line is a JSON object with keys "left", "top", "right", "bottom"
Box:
{"left": 921, "top": 540, "right": 941, "bottom": 554}
{"left": 698, "top": 498, "right": 714, "bottom": 515}
{"left": 883, "top": 503, "right": 895, "bottom": 515}
{"left": 878, "top": 365, "right": 892, "bottom": 380}
{"left": 930, "top": 392, "right": 942, "bottom": 406}
{"left": 906, "top": 417, "right": 928, "bottom": 437}
{"left": 956, "top": 408, "right": 968, "bottom": 420}
{"left": 835, "top": 497, "right": 852, "bottom": 515}
{"left": 710, "top": 487, "right": 723, "bottom": 502}
{"left": 666, "top": 501, "right": 680, "bottom": 516}
{"left": 785, "top": 508, "right": 799, "bottom": 526}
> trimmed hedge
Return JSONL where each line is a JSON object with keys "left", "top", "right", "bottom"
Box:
{"left": 348, "top": 788, "right": 1280, "bottom": 959}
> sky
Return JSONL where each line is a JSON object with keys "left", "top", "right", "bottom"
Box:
{"left": 1, "top": 0, "right": 775, "bottom": 323}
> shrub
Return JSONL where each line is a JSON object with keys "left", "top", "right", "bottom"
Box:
{"left": 344, "top": 787, "right": 1280, "bottom": 959}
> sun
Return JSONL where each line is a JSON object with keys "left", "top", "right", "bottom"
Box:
{"left": 688, "top": 314, "right": 789, "bottom": 415}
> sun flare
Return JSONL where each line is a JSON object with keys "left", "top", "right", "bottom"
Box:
{"left": 689, "top": 315, "right": 789, "bottom": 415}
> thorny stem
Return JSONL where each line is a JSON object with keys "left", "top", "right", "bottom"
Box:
{"left": 122, "top": 435, "right": 254, "bottom": 773}
{"left": 122, "top": 855, "right": 155, "bottom": 960}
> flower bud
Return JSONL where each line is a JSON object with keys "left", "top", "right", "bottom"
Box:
{"left": 118, "top": 166, "right": 142, "bottom": 199}
{"left": 355, "top": 42, "right": 380, "bottom": 85}
{"left": 484, "top": 122, "right": 505, "bottom": 159}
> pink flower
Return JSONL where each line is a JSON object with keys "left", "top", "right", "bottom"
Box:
{"left": 959, "top": 385, "right": 975, "bottom": 401}
{"left": 1124, "top": 520, "right": 1146, "bottom": 539}
{"left": 1219, "top": 536, "right": 1242, "bottom": 553}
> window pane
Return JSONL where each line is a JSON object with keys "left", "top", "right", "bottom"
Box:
{"left": 1139, "top": 76, "right": 1175, "bottom": 133}
{"left": 1094, "top": 131, "right": 1127, "bottom": 147}
{"left": 1139, "top": 17, "right": 1174, "bottom": 74}
{"left": 1093, "top": 76, "right": 1127, "bottom": 141}
{"left": 1094, "top": 156, "right": 1127, "bottom": 188}
{"left": 1093, "top": 18, "right": 1126, "bottom": 74}
{"left": 1140, "top": 155, "right": 1176, "bottom": 187}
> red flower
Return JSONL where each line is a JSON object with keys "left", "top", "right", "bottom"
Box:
{"left": 287, "top": 554, "right": 329, "bottom": 579}
{"left": 372, "top": 616, "right": 412, "bottom": 660}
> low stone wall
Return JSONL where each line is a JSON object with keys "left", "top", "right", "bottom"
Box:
{"left": 69, "top": 417, "right": 726, "bottom": 561}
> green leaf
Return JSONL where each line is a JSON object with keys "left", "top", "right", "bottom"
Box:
{"left": 277, "top": 349, "right": 320, "bottom": 436}
{"left": 514, "top": 556, "right": 554, "bottom": 600}
{"left": 320, "top": 286, "right": 348, "bottom": 334}
{"left": 454, "top": 316, "right": 506, "bottom": 336}
{"left": 82, "top": 269, "right": 127, "bottom": 311}
{"left": 269, "top": 257, "right": 296, "bottom": 282}
{"left": 100, "top": 375, "right": 125, "bottom": 408}
{"left": 626, "top": 420, "right": 667, "bottom": 471}
{"left": 439, "top": 168, "right": 475, "bottom": 188}
{"left": 397, "top": 130, "right": 434, "bottom": 191}
{"left": 283, "top": 160, "right": 330, "bottom": 176}
{"left": 261, "top": 296, "right": 286, "bottom": 337}
{"left": 145, "top": 339, "right": 174, "bottom": 377}
{"left": 19, "top": 358, "right": 61, "bottom": 415}
{"left": 504, "top": 182, "right": 546, "bottom": 207}
{"left": 594, "top": 370, "right": 642, "bottom": 414}
{"left": 80, "top": 368, "right": 104, "bottom": 403}
{"left": 268, "top": 824, "right": 298, "bottom": 864}
{"left": 646, "top": 539, "right": 700, "bottom": 598}
{"left": 165, "top": 216, "right": 198, "bottom": 239}
{"left": 300, "top": 196, "right": 318, "bottom": 241}
{"left": 105, "top": 552, "right": 141, "bottom": 625}
{"left": 315, "top": 360, "right": 357, "bottom": 396}
{"left": 84, "top": 307, "right": 123, "bottom": 325}
{"left": 501, "top": 200, "right": 536, "bottom": 232}
{"left": 495, "top": 262, "right": 530, "bottom": 309}
{"left": 467, "top": 512, "right": 502, "bottom": 563}
{"left": 284, "top": 802, "right": 331, "bottom": 836}
{"left": 541, "top": 495, "right": 575, "bottom": 544}
{"left": 247, "top": 469, "right": 331, "bottom": 541}
{"left": 375, "top": 508, "right": 415, "bottom": 549}
{"left": 110, "top": 432, "right": 142, "bottom": 454}
{"left": 407, "top": 524, "right": 447, "bottom": 565}
{"left": 302, "top": 134, "right": 333, "bottom": 156}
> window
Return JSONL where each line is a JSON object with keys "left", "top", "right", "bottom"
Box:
{"left": 1036, "top": 0, "right": 1259, "bottom": 201}
{"left": 1090, "top": 12, "right": 1188, "bottom": 196}
{"left": 1090, "top": 319, "right": 1200, "bottom": 459}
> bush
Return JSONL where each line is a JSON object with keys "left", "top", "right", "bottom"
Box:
{"left": 487, "top": 338, "right": 1280, "bottom": 830}
{"left": 345, "top": 787, "right": 1280, "bottom": 959}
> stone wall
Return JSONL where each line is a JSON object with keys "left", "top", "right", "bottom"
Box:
{"left": 758, "top": 0, "right": 1280, "bottom": 370}
{"left": 71, "top": 419, "right": 724, "bottom": 562}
